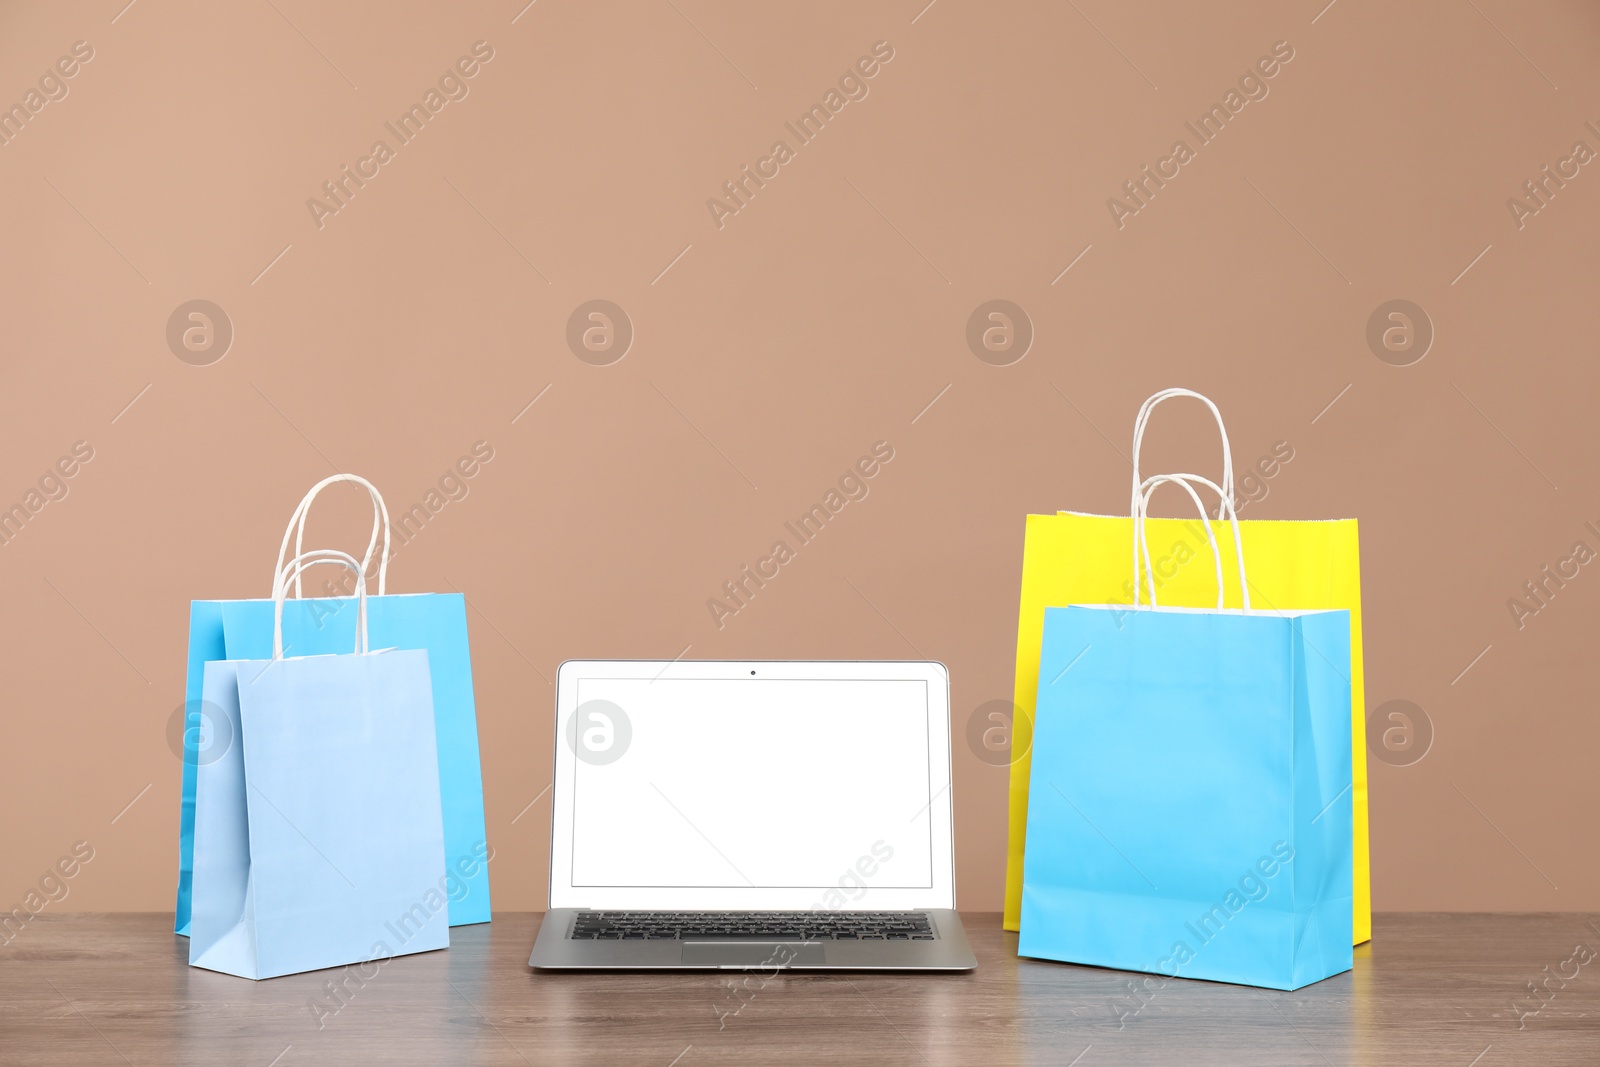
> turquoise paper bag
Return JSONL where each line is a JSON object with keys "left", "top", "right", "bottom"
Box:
{"left": 189, "top": 551, "right": 450, "bottom": 980}
{"left": 176, "top": 475, "right": 490, "bottom": 934}
{"left": 1018, "top": 474, "right": 1353, "bottom": 991}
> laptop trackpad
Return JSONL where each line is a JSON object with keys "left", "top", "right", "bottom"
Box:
{"left": 681, "top": 942, "right": 825, "bottom": 968}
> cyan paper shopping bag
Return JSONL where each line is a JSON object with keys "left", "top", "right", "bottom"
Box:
{"left": 176, "top": 475, "right": 490, "bottom": 934}
{"left": 189, "top": 551, "right": 450, "bottom": 980}
{"left": 1020, "top": 604, "right": 1353, "bottom": 990}
{"left": 1019, "top": 476, "right": 1353, "bottom": 991}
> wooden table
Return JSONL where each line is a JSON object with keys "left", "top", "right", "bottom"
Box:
{"left": 2, "top": 913, "right": 1595, "bottom": 1065}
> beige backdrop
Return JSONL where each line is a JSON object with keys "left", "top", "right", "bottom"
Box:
{"left": 2, "top": 0, "right": 1597, "bottom": 919}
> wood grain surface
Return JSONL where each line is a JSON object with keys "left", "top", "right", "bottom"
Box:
{"left": 2, "top": 913, "right": 1597, "bottom": 1065}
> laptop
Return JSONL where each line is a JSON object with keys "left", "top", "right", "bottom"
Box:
{"left": 529, "top": 660, "right": 977, "bottom": 971}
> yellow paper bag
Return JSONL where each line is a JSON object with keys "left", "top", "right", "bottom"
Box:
{"left": 1003, "top": 391, "right": 1371, "bottom": 945}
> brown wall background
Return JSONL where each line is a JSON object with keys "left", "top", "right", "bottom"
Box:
{"left": 2, "top": 0, "right": 1597, "bottom": 918}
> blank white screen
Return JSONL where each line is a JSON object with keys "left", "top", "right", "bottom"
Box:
{"left": 569, "top": 678, "right": 933, "bottom": 889}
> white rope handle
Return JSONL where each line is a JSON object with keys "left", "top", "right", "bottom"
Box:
{"left": 1133, "top": 475, "right": 1222, "bottom": 609}
{"left": 273, "top": 549, "right": 368, "bottom": 659}
{"left": 273, "top": 475, "right": 391, "bottom": 598}
{"left": 1129, "top": 389, "right": 1234, "bottom": 603}
{"left": 1133, "top": 473, "right": 1251, "bottom": 610}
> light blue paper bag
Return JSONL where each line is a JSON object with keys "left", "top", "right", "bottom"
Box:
{"left": 1019, "top": 474, "right": 1353, "bottom": 991}
{"left": 189, "top": 551, "right": 450, "bottom": 980}
{"left": 176, "top": 475, "right": 490, "bottom": 935}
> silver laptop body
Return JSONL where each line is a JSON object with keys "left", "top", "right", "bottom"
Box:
{"left": 530, "top": 660, "right": 976, "bottom": 971}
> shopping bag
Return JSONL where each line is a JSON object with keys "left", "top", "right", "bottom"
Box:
{"left": 189, "top": 551, "right": 450, "bottom": 980}
{"left": 1018, "top": 475, "right": 1353, "bottom": 990}
{"left": 177, "top": 474, "right": 490, "bottom": 935}
{"left": 1004, "top": 389, "right": 1370, "bottom": 944}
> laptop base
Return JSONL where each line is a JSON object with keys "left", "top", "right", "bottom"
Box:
{"left": 529, "top": 909, "right": 977, "bottom": 971}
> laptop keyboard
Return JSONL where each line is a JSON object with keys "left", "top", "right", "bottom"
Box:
{"left": 569, "top": 911, "right": 936, "bottom": 941}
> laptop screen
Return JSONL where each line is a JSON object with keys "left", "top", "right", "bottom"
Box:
{"left": 549, "top": 663, "right": 955, "bottom": 911}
